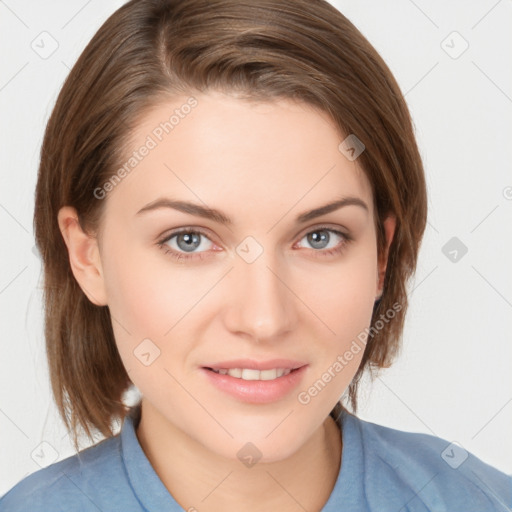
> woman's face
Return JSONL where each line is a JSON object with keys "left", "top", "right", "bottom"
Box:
{"left": 85, "top": 91, "right": 394, "bottom": 462}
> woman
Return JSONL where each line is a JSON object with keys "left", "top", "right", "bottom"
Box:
{"left": 1, "top": 0, "right": 510, "bottom": 510}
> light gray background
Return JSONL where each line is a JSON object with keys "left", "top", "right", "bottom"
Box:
{"left": 1, "top": 0, "right": 511, "bottom": 496}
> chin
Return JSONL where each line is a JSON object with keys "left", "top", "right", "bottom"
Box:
{"left": 222, "top": 418, "right": 312, "bottom": 463}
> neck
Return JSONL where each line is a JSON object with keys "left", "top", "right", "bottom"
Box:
{"left": 135, "top": 401, "right": 342, "bottom": 512}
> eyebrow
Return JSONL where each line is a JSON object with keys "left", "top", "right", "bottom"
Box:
{"left": 135, "top": 196, "right": 368, "bottom": 225}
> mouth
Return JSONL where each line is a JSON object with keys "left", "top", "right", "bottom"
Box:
{"left": 200, "top": 359, "right": 308, "bottom": 403}
{"left": 202, "top": 359, "right": 306, "bottom": 381}
{"left": 203, "top": 367, "right": 301, "bottom": 381}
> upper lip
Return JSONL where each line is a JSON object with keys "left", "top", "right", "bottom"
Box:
{"left": 203, "top": 359, "right": 307, "bottom": 371}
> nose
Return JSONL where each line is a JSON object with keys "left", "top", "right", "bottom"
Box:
{"left": 222, "top": 247, "right": 298, "bottom": 343}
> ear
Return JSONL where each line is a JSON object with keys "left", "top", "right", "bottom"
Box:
{"left": 57, "top": 206, "right": 108, "bottom": 306}
{"left": 376, "top": 214, "right": 396, "bottom": 299}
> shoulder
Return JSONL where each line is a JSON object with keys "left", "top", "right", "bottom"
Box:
{"left": 346, "top": 413, "right": 512, "bottom": 511}
{"left": 0, "top": 434, "right": 135, "bottom": 512}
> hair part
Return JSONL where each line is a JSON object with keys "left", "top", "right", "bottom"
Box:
{"left": 34, "top": 0, "right": 427, "bottom": 451}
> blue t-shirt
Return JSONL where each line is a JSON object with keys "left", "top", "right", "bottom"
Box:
{"left": 1, "top": 405, "right": 511, "bottom": 511}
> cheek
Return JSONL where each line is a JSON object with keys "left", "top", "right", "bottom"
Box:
{"left": 100, "top": 241, "right": 218, "bottom": 380}
{"left": 333, "top": 264, "right": 377, "bottom": 340}
{"left": 300, "top": 239, "right": 378, "bottom": 383}
{"left": 101, "top": 234, "right": 195, "bottom": 335}
{"left": 101, "top": 255, "right": 186, "bottom": 393}
{"left": 300, "top": 238, "right": 378, "bottom": 335}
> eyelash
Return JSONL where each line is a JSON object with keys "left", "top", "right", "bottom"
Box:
{"left": 156, "top": 225, "right": 353, "bottom": 262}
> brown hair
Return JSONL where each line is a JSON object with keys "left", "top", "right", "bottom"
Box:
{"left": 34, "top": 0, "right": 427, "bottom": 451}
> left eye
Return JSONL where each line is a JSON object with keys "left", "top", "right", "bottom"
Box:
{"left": 157, "top": 226, "right": 351, "bottom": 261}
{"left": 160, "top": 230, "right": 214, "bottom": 255}
{"left": 297, "top": 228, "right": 346, "bottom": 251}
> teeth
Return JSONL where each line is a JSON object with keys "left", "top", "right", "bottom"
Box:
{"left": 260, "top": 369, "right": 277, "bottom": 380}
{"left": 210, "top": 368, "right": 292, "bottom": 380}
{"left": 241, "top": 369, "right": 261, "bottom": 380}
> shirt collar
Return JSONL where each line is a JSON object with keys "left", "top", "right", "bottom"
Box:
{"left": 121, "top": 403, "right": 183, "bottom": 510}
{"left": 322, "top": 410, "right": 366, "bottom": 511}
{"left": 120, "top": 403, "right": 364, "bottom": 510}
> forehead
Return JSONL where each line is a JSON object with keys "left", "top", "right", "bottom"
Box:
{"left": 105, "top": 91, "right": 373, "bottom": 220}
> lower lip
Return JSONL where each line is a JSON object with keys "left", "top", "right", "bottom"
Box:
{"left": 201, "top": 366, "right": 308, "bottom": 404}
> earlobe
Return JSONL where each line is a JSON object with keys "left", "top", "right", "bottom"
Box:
{"left": 57, "top": 206, "right": 108, "bottom": 306}
{"left": 376, "top": 214, "right": 397, "bottom": 298}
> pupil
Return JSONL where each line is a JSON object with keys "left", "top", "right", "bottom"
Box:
{"left": 308, "top": 230, "right": 328, "bottom": 249}
{"left": 178, "top": 232, "right": 200, "bottom": 252}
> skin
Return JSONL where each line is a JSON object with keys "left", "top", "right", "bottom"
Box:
{"left": 58, "top": 90, "right": 395, "bottom": 511}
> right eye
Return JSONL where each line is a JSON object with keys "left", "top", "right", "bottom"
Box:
{"left": 156, "top": 228, "right": 218, "bottom": 262}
